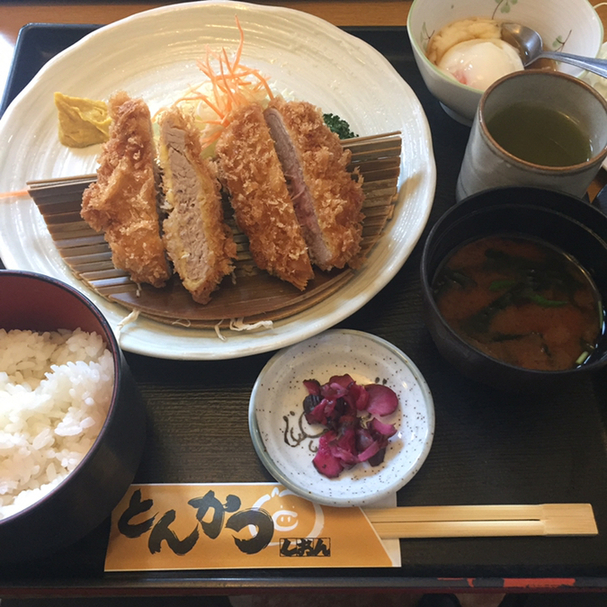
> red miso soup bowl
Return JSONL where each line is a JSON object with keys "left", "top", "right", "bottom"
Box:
{"left": 420, "top": 187, "right": 607, "bottom": 392}
{"left": 0, "top": 270, "right": 146, "bottom": 562}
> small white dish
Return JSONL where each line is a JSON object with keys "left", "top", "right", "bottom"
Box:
{"left": 248, "top": 329, "right": 435, "bottom": 507}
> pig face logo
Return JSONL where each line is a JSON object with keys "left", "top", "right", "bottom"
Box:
{"left": 251, "top": 486, "right": 324, "bottom": 546}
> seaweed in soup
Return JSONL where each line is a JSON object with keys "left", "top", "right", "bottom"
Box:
{"left": 432, "top": 235, "right": 604, "bottom": 371}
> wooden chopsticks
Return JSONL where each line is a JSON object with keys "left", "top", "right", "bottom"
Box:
{"left": 363, "top": 503, "right": 598, "bottom": 538}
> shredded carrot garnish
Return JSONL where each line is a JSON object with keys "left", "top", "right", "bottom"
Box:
{"left": 0, "top": 189, "right": 29, "bottom": 199}
{"left": 167, "top": 16, "right": 275, "bottom": 153}
{"left": 234, "top": 16, "right": 245, "bottom": 68}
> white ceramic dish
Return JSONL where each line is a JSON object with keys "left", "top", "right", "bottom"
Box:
{"left": 407, "top": 0, "right": 603, "bottom": 125}
{"left": 248, "top": 329, "right": 435, "bottom": 507}
{"left": 0, "top": 1, "right": 436, "bottom": 361}
{"left": 580, "top": 41, "right": 607, "bottom": 172}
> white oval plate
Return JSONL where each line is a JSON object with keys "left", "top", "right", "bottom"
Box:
{"left": 248, "top": 329, "right": 435, "bottom": 507}
{"left": 0, "top": 1, "right": 436, "bottom": 360}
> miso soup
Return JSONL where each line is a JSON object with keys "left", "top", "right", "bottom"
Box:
{"left": 432, "top": 235, "right": 604, "bottom": 371}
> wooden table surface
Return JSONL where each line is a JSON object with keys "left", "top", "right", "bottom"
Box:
{"left": 3, "top": 0, "right": 607, "bottom": 41}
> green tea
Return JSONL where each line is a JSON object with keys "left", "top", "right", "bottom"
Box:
{"left": 486, "top": 103, "right": 592, "bottom": 167}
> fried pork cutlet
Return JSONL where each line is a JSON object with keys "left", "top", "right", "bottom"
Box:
{"left": 158, "top": 108, "right": 237, "bottom": 304}
{"left": 81, "top": 91, "right": 170, "bottom": 288}
{"left": 215, "top": 103, "right": 314, "bottom": 291}
{"left": 264, "top": 97, "right": 365, "bottom": 271}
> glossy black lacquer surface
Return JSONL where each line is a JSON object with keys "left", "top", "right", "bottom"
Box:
{"left": 1, "top": 24, "right": 607, "bottom": 594}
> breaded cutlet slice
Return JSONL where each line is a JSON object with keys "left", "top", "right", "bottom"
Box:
{"left": 158, "top": 108, "right": 237, "bottom": 305}
{"left": 265, "top": 97, "right": 365, "bottom": 271}
{"left": 215, "top": 103, "right": 314, "bottom": 291}
{"left": 81, "top": 91, "right": 170, "bottom": 288}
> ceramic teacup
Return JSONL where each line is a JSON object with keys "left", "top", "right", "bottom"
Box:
{"left": 456, "top": 70, "right": 607, "bottom": 201}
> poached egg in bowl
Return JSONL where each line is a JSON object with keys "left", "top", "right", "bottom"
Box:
{"left": 437, "top": 38, "right": 524, "bottom": 90}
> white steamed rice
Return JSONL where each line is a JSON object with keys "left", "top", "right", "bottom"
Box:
{"left": 0, "top": 328, "right": 114, "bottom": 521}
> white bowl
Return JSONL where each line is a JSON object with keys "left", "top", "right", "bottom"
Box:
{"left": 407, "top": 0, "right": 604, "bottom": 124}
{"left": 580, "top": 41, "right": 607, "bottom": 170}
{"left": 248, "top": 329, "right": 435, "bottom": 507}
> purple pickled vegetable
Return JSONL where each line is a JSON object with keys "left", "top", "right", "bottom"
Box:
{"left": 368, "top": 417, "right": 397, "bottom": 438}
{"left": 365, "top": 384, "right": 399, "bottom": 416}
{"left": 368, "top": 447, "right": 387, "bottom": 467}
{"left": 326, "top": 374, "right": 355, "bottom": 392}
{"left": 312, "top": 432, "right": 344, "bottom": 478}
{"left": 302, "top": 375, "right": 400, "bottom": 479}
{"left": 357, "top": 439, "right": 381, "bottom": 463}
{"left": 303, "top": 378, "right": 321, "bottom": 396}
{"left": 305, "top": 398, "right": 327, "bottom": 426}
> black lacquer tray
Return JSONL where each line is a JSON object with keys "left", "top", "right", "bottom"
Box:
{"left": 1, "top": 22, "right": 607, "bottom": 597}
